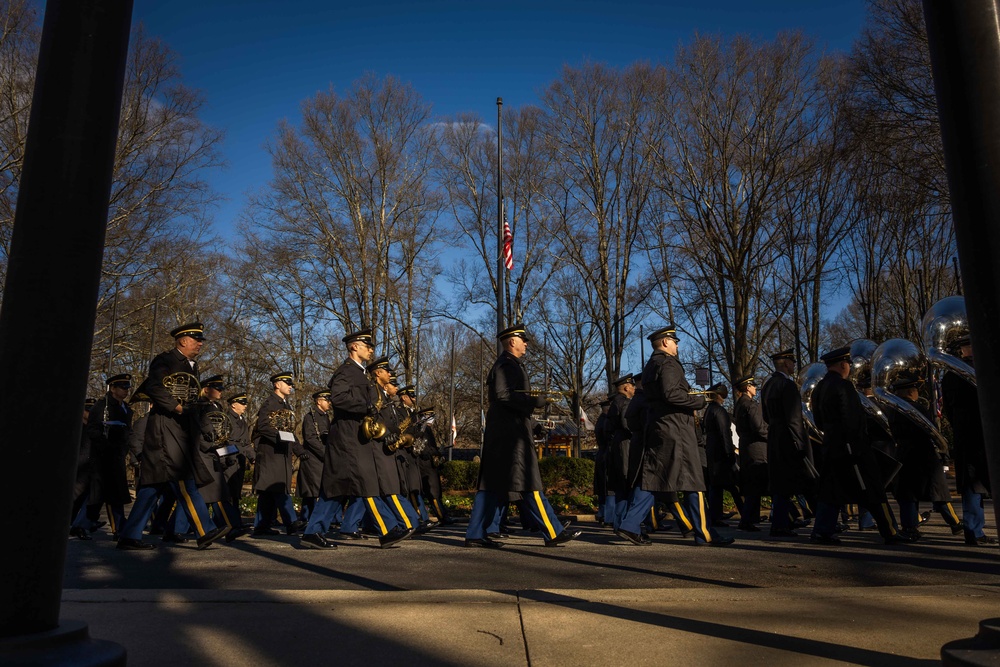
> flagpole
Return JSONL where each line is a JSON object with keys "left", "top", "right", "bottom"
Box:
{"left": 106, "top": 283, "right": 118, "bottom": 376}
{"left": 496, "top": 97, "right": 505, "bottom": 349}
{"left": 449, "top": 329, "right": 456, "bottom": 461}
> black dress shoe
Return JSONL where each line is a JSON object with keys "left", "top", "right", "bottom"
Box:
{"left": 301, "top": 533, "right": 337, "bottom": 549}
{"left": 148, "top": 527, "right": 165, "bottom": 536}
{"left": 111, "top": 532, "right": 120, "bottom": 542}
{"left": 70, "top": 526, "right": 92, "bottom": 540}
{"left": 379, "top": 526, "right": 411, "bottom": 548}
{"left": 619, "top": 530, "right": 652, "bottom": 546}
{"left": 464, "top": 537, "right": 503, "bottom": 548}
{"left": 339, "top": 531, "right": 368, "bottom": 540}
{"left": 487, "top": 532, "right": 510, "bottom": 539}
{"left": 89, "top": 520, "right": 108, "bottom": 531}
{"left": 810, "top": 533, "right": 841, "bottom": 545}
{"left": 252, "top": 527, "right": 280, "bottom": 536}
{"left": 162, "top": 533, "right": 188, "bottom": 544}
{"left": 697, "top": 536, "right": 735, "bottom": 547}
{"left": 965, "top": 534, "right": 999, "bottom": 546}
{"left": 439, "top": 517, "right": 457, "bottom": 526}
{"left": 224, "top": 527, "right": 249, "bottom": 543}
{"left": 737, "top": 523, "right": 761, "bottom": 532}
{"left": 196, "top": 525, "right": 231, "bottom": 550}
{"left": 286, "top": 519, "right": 308, "bottom": 536}
{"left": 951, "top": 523, "right": 966, "bottom": 535}
{"left": 545, "top": 528, "right": 582, "bottom": 547}
{"left": 117, "top": 538, "right": 155, "bottom": 550}
{"left": 711, "top": 520, "right": 730, "bottom": 528}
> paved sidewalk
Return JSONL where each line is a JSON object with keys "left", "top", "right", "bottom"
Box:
{"left": 62, "top": 584, "right": 1000, "bottom": 666}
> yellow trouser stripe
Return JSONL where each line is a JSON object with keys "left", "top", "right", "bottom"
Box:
{"left": 881, "top": 503, "right": 896, "bottom": 536}
{"left": 433, "top": 499, "right": 443, "bottom": 518}
{"left": 105, "top": 505, "right": 116, "bottom": 532}
{"left": 533, "top": 491, "right": 558, "bottom": 540}
{"left": 391, "top": 495, "right": 412, "bottom": 529}
{"left": 366, "top": 497, "right": 389, "bottom": 535}
{"left": 673, "top": 502, "right": 693, "bottom": 531}
{"left": 800, "top": 497, "right": 812, "bottom": 514}
{"left": 649, "top": 507, "right": 659, "bottom": 529}
{"left": 943, "top": 502, "right": 960, "bottom": 525}
{"left": 177, "top": 483, "right": 206, "bottom": 536}
{"left": 216, "top": 503, "right": 232, "bottom": 529}
{"left": 696, "top": 492, "right": 711, "bottom": 542}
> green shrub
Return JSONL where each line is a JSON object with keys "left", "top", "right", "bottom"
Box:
{"left": 538, "top": 457, "right": 594, "bottom": 493}
{"left": 440, "top": 460, "right": 480, "bottom": 491}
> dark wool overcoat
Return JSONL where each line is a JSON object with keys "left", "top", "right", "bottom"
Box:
{"left": 640, "top": 351, "right": 707, "bottom": 493}
{"left": 478, "top": 351, "right": 546, "bottom": 493}
{"left": 253, "top": 393, "right": 296, "bottom": 494}
{"left": 942, "top": 370, "right": 991, "bottom": 495}
{"left": 295, "top": 409, "right": 328, "bottom": 498}
{"left": 139, "top": 348, "right": 199, "bottom": 485}
{"left": 322, "top": 359, "right": 384, "bottom": 498}
{"left": 760, "top": 372, "right": 813, "bottom": 497}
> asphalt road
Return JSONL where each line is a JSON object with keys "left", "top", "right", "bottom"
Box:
{"left": 63, "top": 511, "right": 1000, "bottom": 593}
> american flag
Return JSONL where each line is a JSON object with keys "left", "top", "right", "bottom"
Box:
{"left": 451, "top": 414, "right": 458, "bottom": 446}
{"left": 502, "top": 206, "right": 513, "bottom": 271}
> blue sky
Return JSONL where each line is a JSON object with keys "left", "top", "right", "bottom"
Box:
{"left": 131, "top": 0, "right": 869, "bottom": 236}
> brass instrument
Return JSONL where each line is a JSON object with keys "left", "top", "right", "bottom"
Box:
{"left": 871, "top": 338, "right": 949, "bottom": 454}
{"left": 268, "top": 408, "right": 297, "bottom": 432}
{"left": 848, "top": 338, "right": 901, "bottom": 488}
{"left": 360, "top": 388, "right": 388, "bottom": 441}
{"left": 515, "top": 389, "right": 574, "bottom": 397}
{"left": 206, "top": 410, "right": 233, "bottom": 445}
{"left": 387, "top": 408, "right": 415, "bottom": 452}
{"left": 797, "top": 362, "right": 828, "bottom": 438}
{"left": 922, "top": 295, "right": 976, "bottom": 387}
{"left": 688, "top": 390, "right": 718, "bottom": 400}
{"left": 163, "top": 372, "right": 201, "bottom": 405}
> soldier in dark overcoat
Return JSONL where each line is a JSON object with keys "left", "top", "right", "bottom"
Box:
{"left": 224, "top": 392, "right": 253, "bottom": 512}
{"left": 809, "top": 347, "right": 905, "bottom": 545}
{"left": 117, "top": 323, "right": 228, "bottom": 550}
{"left": 704, "top": 383, "right": 743, "bottom": 528}
{"left": 71, "top": 375, "right": 134, "bottom": 540}
{"left": 732, "top": 377, "right": 765, "bottom": 530}
{"left": 70, "top": 399, "right": 97, "bottom": 537}
{"left": 941, "top": 335, "right": 997, "bottom": 546}
{"left": 640, "top": 325, "right": 732, "bottom": 546}
{"left": 465, "top": 324, "right": 581, "bottom": 548}
{"left": 396, "top": 385, "right": 431, "bottom": 527}
{"left": 604, "top": 374, "right": 635, "bottom": 531}
{"left": 593, "top": 399, "right": 612, "bottom": 524}
{"left": 886, "top": 372, "right": 961, "bottom": 538}
{"left": 300, "top": 329, "right": 408, "bottom": 550}
{"left": 371, "top": 368, "right": 420, "bottom": 531}
{"left": 760, "top": 349, "right": 814, "bottom": 538}
{"left": 252, "top": 371, "right": 304, "bottom": 536}
{"left": 295, "top": 390, "right": 331, "bottom": 523}
{"left": 413, "top": 406, "right": 451, "bottom": 523}
{"left": 190, "top": 375, "right": 244, "bottom": 540}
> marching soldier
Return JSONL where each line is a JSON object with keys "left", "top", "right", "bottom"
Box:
{"left": 887, "top": 371, "right": 962, "bottom": 539}
{"left": 70, "top": 376, "right": 133, "bottom": 540}
{"left": 190, "top": 375, "right": 245, "bottom": 541}
{"left": 296, "top": 390, "right": 331, "bottom": 523}
{"left": 733, "top": 376, "right": 765, "bottom": 531}
{"left": 941, "top": 334, "right": 997, "bottom": 546}
{"left": 252, "top": 372, "right": 306, "bottom": 536}
{"left": 703, "top": 383, "right": 743, "bottom": 529}
{"left": 593, "top": 398, "right": 613, "bottom": 525}
{"left": 760, "top": 349, "right": 814, "bottom": 538}
{"left": 117, "top": 322, "right": 229, "bottom": 550}
{"left": 639, "top": 325, "right": 733, "bottom": 547}
{"left": 605, "top": 374, "right": 635, "bottom": 534}
{"left": 809, "top": 347, "right": 905, "bottom": 545}
{"left": 370, "top": 365, "right": 421, "bottom": 532}
{"left": 414, "top": 406, "right": 452, "bottom": 524}
{"left": 395, "top": 383, "right": 431, "bottom": 529}
{"left": 224, "top": 391, "right": 253, "bottom": 542}
{"left": 299, "top": 329, "right": 408, "bottom": 549}
{"left": 465, "top": 323, "right": 582, "bottom": 548}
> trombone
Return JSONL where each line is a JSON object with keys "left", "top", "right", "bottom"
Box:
{"left": 514, "top": 389, "right": 574, "bottom": 397}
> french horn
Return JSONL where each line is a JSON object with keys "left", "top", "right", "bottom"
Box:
{"left": 922, "top": 295, "right": 975, "bottom": 387}
{"left": 163, "top": 372, "right": 201, "bottom": 405}
{"left": 206, "top": 410, "right": 233, "bottom": 445}
{"left": 798, "top": 362, "right": 828, "bottom": 438}
{"left": 268, "top": 408, "right": 297, "bottom": 432}
{"left": 870, "top": 338, "right": 949, "bottom": 453}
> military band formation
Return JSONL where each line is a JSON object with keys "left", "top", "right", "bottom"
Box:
{"left": 71, "top": 299, "right": 995, "bottom": 554}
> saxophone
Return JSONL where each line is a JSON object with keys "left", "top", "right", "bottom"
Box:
{"left": 360, "top": 387, "right": 388, "bottom": 440}
{"left": 388, "top": 408, "right": 414, "bottom": 452}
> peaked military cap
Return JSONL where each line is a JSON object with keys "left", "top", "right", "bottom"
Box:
{"left": 388, "top": 373, "right": 399, "bottom": 386}
{"left": 770, "top": 348, "right": 795, "bottom": 362}
{"left": 128, "top": 389, "right": 151, "bottom": 404}
{"left": 820, "top": 347, "right": 852, "bottom": 365}
{"left": 734, "top": 375, "right": 756, "bottom": 388}
{"left": 84, "top": 397, "right": 97, "bottom": 410}
{"left": 366, "top": 356, "right": 391, "bottom": 373}
{"left": 106, "top": 373, "right": 132, "bottom": 387}
{"left": 708, "top": 382, "right": 728, "bottom": 398}
{"left": 343, "top": 328, "right": 374, "bottom": 346}
{"left": 599, "top": 398, "right": 612, "bottom": 407}
{"left": 891, "top": 371, "right": 924, "bottom": 391}
{"left": 398, "top": 385, "right": 416, "bottom": 397}
{"left": 202, "top": 374, "right": 225, "bottom": 389}
{"left": 612, "top": 373, "right": 635, "bottom": 387}
{"left": 647, "top": 325, "right": 680, "bottom": 343}
{"left": 227, "top": 392, "right": 248, "bottom": 404}
{"left": 171, "top": 322, "right": 205, "bottom": 341}
{"left": 312, "top": 390, "right": 331, "bottom": 401}
{"left": 497, "top": 323, "right": 530, "bottom": 341}
{"left": 270, "top": 371, "right": 294, "bottom": 385}
{"left": 417, "top": 406, "right": 435, "bottom": 416}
